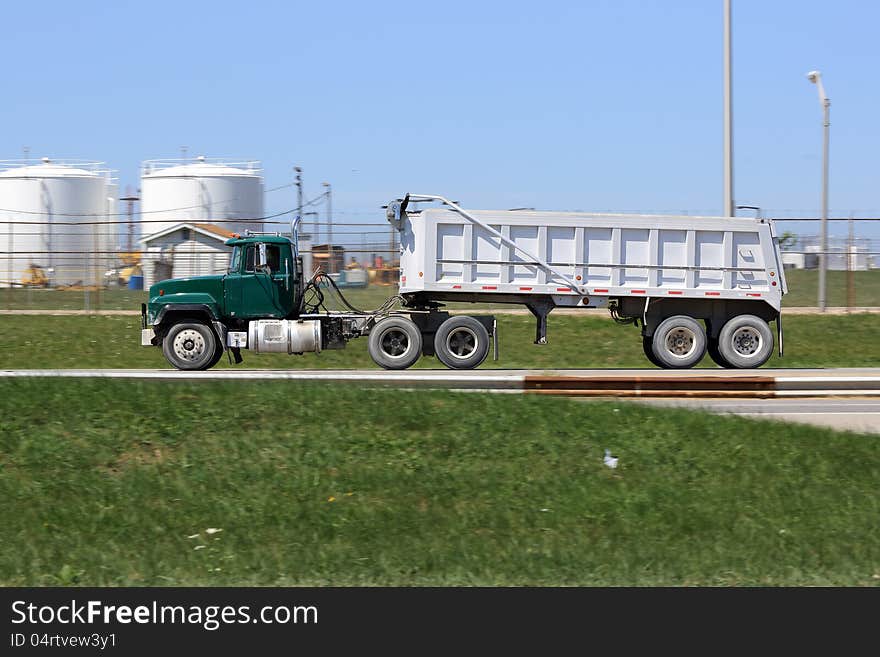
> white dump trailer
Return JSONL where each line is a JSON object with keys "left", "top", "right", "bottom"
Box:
{"left": 382, "top": 194, "right": 787, "bottom": 369}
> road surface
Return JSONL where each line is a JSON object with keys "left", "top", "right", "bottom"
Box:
{"left": 2, "top": 367, "right": 878, "bottom": 434}
{"left": 629, "top": 398, "right": 880, "bottom": 435}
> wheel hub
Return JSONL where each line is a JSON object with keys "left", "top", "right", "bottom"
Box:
{"left": 173, "top": 329, "right": 206, "bottom": 361}
{"left": 732, "top": 327, "right": 761, "bottom": 356}
{"left": 381, "top": 329, "right": 409, "bottom": 358}
{"left": 447, "top": 327, "right": 478, "bottom": 359}
{"left": 665, "top": 327, "right": 696, "bottom": 357}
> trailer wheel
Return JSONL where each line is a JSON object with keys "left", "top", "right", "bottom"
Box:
{"left": 434, "top": 316, "right": 491, "bottom": 370}
{"left": 716, "top": 315, "right": 774, "bottom": 369}
{"left": 642, "top": 336, "right": 665, "bottom": 368}
{"left": 651, "top": 315, "right": 707, "bottom": 369}
{"left": 368, "top": 317, "right": 423, "bottom": 370}
{"left": 707, "top": 337, "right": 733, "bottom": 368}
{"left": 162, "top": 322, "right": 219, "bottom": 371}
{"left": 705, "top": 320, "right": 734, "bottom": 368}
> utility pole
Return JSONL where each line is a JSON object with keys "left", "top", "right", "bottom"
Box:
{"left": 293, "top": 166, "right": 303, "bottom": 250}
{"left": 723, "top": 0, "right": 734, "bottom": 217}
{"left": 294, "top": 166, "right": 303, "bottom": 226}
{"left": 322, "top": 182, "right": 333, "bottom": 274}
{"left": 120, "top": 187, "right": 140, "bottom": 253}
{"left": 303, "top": 211, "right": 319, "bottom": 250}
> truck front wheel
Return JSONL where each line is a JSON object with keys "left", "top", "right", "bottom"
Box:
{"left": 162, "top": 322, "right": 219, "bottom": 371}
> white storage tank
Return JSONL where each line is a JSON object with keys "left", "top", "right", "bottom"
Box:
{"left": 140, "top": 156, "right": 264, "bottom": 239}
{"left": 0, "top": 158, "right": 116, "bottom": 287}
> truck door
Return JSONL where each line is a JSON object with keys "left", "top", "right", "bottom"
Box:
{"left": 226, "top": 243, "right": 295, "bottom": 319}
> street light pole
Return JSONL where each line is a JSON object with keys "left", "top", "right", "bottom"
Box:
{"left": 807, "top": 70, "right": 830, "bottom": 312}
{"left": 322, "top": 182, "right": 333, "bottom": 274}
{"left": 723, "top": 0, "right": 734, "bottom": 217}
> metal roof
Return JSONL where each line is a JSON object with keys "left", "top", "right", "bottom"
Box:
{"left": 140, "top": 222, "right": 235, "bottom": 244}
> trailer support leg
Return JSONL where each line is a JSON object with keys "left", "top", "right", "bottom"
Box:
{"left": 526, "top": 299, "right": 555, "bottom": 345}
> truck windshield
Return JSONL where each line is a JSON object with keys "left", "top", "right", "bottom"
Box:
{"left": 228, "top": 246, "right": 242, "bottom": 273}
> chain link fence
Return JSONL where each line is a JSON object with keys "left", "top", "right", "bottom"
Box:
{"left": 2, "top": 215, "right": 879, "bottom": 312}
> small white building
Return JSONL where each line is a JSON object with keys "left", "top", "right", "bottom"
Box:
{"left": 141, "top": 222, "right": 234, "bottom": 290}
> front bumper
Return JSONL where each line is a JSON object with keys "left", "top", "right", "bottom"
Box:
{"left": 141, "top": 328, "right": 156, "bottom": 346}
{"left": 140, "top": 303, "right": 155, "bottom": 345}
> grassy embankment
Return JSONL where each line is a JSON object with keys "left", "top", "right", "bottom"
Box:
{"left": 1, "top": 379, "right": 877, "bottom": 586}
{"left": 1, "top": 312, "right": 877, "bottom": 370}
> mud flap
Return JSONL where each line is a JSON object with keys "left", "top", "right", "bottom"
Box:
{"left": 777, "top": 313, "right": 783, "bottom": 357}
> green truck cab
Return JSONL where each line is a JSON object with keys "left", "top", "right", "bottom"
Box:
{"left": 140, "top": 230, "right": 497, "bottom": 371}
{"left": 141, "top": 234, "right": 310, "bottom": 369}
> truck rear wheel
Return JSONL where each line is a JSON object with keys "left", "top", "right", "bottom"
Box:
{"left": 162, "top": 322, "right": 219, "bottom": 371}
{"left": 651, "top": 315, "right": 707, "bottom": 369}
{"left": 716, "top": 315, "right": 774, "bottom": 369}
{"left": 434, "top": 316, "right": 490, "bottom": 370}
{"left": 368, "top": 316, "right": 423, "bottom": 370}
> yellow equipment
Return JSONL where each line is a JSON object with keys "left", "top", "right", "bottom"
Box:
{"left": 20, "top": 263, "right": 49, "bottom": 287}
{"left": 107, "top": 251, "right": 143, "bottom": 286}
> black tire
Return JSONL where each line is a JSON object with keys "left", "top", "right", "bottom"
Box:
{"left": 368, "top": 317, "right": 423, "bottom": 370}
{"left": 207, "top": 344, "right": 225, "bottom": 369}
{"left": 716, "top": 314, "right": 774, "bottom": 369}
{"left": 707, "top": 336, "right": 734, "bottom": 368}
{"left": 642, "top": 335, "right": 665, "bottom": 368}
{"left": 651, "top": 315, "right": 707, "bottom": 369}
{"left": 162, "top": 322, "right": 219, "bottom": 371}
{"left": 434, "top": 316, "right": 491, "bottom": 370}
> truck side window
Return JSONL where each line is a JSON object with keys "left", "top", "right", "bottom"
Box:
{"left": 244, "top": 244, "right": 281, "bottom": 273}
{"left": 228, "top": 246, "right": 242, "bottom": 273}
{"left": 266, "top": 245, "right": 280, "bottom": 272}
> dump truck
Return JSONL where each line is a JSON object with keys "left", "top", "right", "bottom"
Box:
{"left": 141, "top": 194, "right": 787, "bottom": 371}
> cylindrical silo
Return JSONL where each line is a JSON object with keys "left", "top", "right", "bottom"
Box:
{"left": 0, "top": 158, "right": 116, "bottom": 287}
{"left": 140, "top": 156, "right": 264, "bottom": 239}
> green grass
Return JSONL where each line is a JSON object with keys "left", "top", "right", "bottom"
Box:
{"left": 782, "top": 269, "right": 880, "bottom": 307}
{"left": 1, "top": 313, "right": 878, "bottom": 370}
{"left": 3, "top": 270, "right": 880, "bottom": 310}
{"left": 0, "top": 379, "right": 877, "bottom": 586}
{"left": 1, "top": 287, "right": 148, "bottom": 311}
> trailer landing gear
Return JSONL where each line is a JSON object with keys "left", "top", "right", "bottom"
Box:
{"left": 526, "top": 299, "right": 555, "bottom": 345}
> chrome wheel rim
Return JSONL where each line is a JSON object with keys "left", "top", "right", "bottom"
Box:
{"left": 446, "top": 327, "right": 479, "bottom": 360}
{"left": 173, "top": 329, "right": 206, "bottom": 362}
{"left": 665, "top": 326, "right": 696, "bottom": 358}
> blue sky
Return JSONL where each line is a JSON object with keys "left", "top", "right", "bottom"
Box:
{"left": 1, "top": 0, "right": 877, "bottom": 238}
